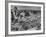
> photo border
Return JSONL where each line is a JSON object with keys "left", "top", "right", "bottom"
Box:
{"left": 5, "top": 0, "right": 45, "bottom": 36}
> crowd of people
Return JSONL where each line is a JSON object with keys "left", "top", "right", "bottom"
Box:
{"left": 11, "top": 6, "right": 41, "bottom": 31}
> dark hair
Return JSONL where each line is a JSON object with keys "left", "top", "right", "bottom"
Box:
{"left": 24, "top": 10, "right": 30, "bottom": 17}
{"left": 25, "top": 12, "right": 30, "bottom": 17}
{"left": 14, "top": 7, "right": 17, "bottom": 10}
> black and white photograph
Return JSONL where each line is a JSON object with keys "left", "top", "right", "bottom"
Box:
{"left": 11, "top": 6, "right": 41, "bottom": 31}
{"left": 8, "top": 3, "right": 44, "bottom": 35}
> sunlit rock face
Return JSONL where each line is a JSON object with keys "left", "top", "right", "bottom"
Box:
{"left": 11, "top": 6, "right": 41, "bottom": 31}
